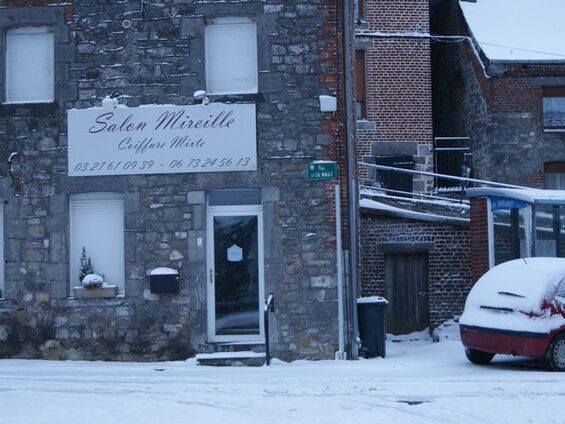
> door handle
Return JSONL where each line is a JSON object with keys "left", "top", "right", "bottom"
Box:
{"left": 209, "top": 269, "right": 214, "bottom": 284}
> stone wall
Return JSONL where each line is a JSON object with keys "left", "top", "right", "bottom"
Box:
{"left": 0, "top": 1, "right": 348, "bottom": 361}
{"left": 360, "top": 211, "right": 472, "bottom": 330}
{"left": 432, "top": 0, "right": 565, "bottom": 187}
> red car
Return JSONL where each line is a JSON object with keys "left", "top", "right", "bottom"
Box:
{"left": 460, "top": 257, "right": 565, "bottom": 371}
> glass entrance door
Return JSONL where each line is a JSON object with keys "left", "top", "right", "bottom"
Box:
{"left": 207, "top": 206, "right": 264, "bottom": 341}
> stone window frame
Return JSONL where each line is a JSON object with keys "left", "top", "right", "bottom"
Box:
{"left": 69, "top": 192, "right": 125, "bottom": 297}
{"left": 179, "top": 2, "right": 280, "bottom": 102}
{"left": 5, "top": 26, "right": 54, "bottom": 104}
{"left": 204, "top": 16, "right": 258, "bottom": 96}
{"left": 0, "top": 178, "right": 18, "bottom": 301}
{"left": 52, "top": 178, "right": 140, "bottom": 300}
{"left": 0, "top": 197, "right": 4, "bottom": 299}
{"left": 0, "top": 6, "right": 74, "bottom": 107}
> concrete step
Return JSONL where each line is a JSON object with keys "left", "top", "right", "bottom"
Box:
{"left": 199, "top": 341, "right": 266, "bottom": 354}
{"left": 196, "top": 351, "right": 266, "bottom": 366}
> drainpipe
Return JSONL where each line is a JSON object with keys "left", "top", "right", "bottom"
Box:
{"left": 342, "top": 0, "right": 359, "bottom": 360}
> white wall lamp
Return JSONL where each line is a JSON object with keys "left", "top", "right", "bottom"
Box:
{"left": 319, "top": 95, "right": 337, "bottom": 119}
{"left": 193, "top": 90, "right": 210, "bottom": 105}
{"left": 102, "top": 95, "right": 119, "bottom": 110}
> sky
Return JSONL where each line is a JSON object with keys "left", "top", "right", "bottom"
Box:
{"left": 1, "top": 324, "right": 563, "bottom": 424}
{"left": 460, "top": 0, "right": 565, "bottom": 62}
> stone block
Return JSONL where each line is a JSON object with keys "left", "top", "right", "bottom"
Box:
{"left": 310, "top": 276, "right": 336, "bottom": 288}
{"left": 186, "top": 191, "right": 205, "bottom": 205}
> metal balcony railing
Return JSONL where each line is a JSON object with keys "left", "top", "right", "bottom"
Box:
{"left": 433, "top": 137, "right": 472, "bottom": 192}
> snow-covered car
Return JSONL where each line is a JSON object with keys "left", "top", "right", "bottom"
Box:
{"left": 459, "top": 257, "right": 565, "bottom": 371}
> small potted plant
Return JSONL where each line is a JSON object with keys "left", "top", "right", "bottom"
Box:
{"left": 73, "top": 247, "right": 118, "bottom": 298}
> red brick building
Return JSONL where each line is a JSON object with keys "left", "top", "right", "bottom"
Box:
{"left": 355, "top": 1, "right": 472, "bottom": 335}
{"left": 355, "top": 0, "right": 433, "bottom": 192}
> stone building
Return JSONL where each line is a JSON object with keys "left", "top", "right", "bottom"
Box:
{"left": 432, "top": 0, "right": 565, "bottom": 188}
{"left": 430, "top": 0, "right": 565, "bottom": 285}
{"left": 0, "top": 0, "right": 358, "bottom": 362}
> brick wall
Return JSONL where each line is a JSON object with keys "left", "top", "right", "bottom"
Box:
{"left": 356, "top": 0, "right": 433, "bottom": 189}
{"left": 360, "top": 212, "right": 471, "bottom": 330}
{"left": 470, "top": 197, "right": 489, "bottom": 284}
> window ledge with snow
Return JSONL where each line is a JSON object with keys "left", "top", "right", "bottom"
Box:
{"left": 543, "top": 128, "right": 565, "bottom": 133}
{"left": 356, "top": 119, "right": 374, "bottom": 130}
{"left": 73, "top": 286, "right": 119, "bottom": 299}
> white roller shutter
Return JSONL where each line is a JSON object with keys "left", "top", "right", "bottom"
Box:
{"left": 6, "top": 26, "right": 55, "bottom": 104}
{"left": 0, "top": 202, "right": 4, "bottom": 298}
{"left": 205, "top": 17, "right": 257, "bottom": 95}
{"left": 70, "top": 193, "right": 124, "bottom": 293}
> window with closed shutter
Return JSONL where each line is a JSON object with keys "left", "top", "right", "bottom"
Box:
{"left": 5, "top": 26, "right": 54, "bottom": 104}
{"left": 205, "top": 17, "right": 258, "bottom": 95}
{"left": 69, "top": 193, "right": 125, "bottom": 294}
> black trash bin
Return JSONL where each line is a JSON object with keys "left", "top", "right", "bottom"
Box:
{"left": 357, "top": 296, "right": 388, "bottom": 358}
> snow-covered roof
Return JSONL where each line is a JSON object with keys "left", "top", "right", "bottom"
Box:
{"left": 360, "top": 198, "right": 469, "bottom": 225}
{"left": 459, "top": 0, "right": 565, "bottom": 63}
{"left": 466, "top": 187, "right": 565, "bottom": 205}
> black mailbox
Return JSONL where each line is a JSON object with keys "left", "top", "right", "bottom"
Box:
{"left": 149, "top": 267, "right": 180, "bottom": 294}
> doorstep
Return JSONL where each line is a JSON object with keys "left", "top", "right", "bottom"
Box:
{"left": 196, "top": 351, "right": 266, "bottom": 367}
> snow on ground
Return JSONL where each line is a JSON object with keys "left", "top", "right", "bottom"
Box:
{"left": 0, "top": 326, "right": 563, "bottom": 424}
{"left": 460, "top": 0, "right": 565, "bottom": 62}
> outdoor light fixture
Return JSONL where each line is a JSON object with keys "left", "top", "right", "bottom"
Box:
{"left": 193, "top": 90, "right": 210, "bottom": 105}
{"left": 319, "top": 95, "right": 337, "bottom": 119}
{"left": 101, "top": 95, "right": 118, "bottom": 110}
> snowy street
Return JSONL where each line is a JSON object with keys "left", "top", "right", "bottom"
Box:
{"left": 1, "top": 328, "right": 563, "bottom": 424}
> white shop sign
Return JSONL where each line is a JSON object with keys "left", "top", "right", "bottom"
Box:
{"left": 68, "top": 103, "right": 257, "bottom": 176}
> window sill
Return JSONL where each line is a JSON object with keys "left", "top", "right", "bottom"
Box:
{"left": 356, "top": 119, "right": 375, "bottom": 130}
{"left": 73, "top": 286, "right": 119, "bottom": 299}
{"left": 2, "top": 99, "right": 55, "bottom": 105}
{"left": 207, "top": 88, "right": 258, "bottom": 96}
{"left": 543, "top": 128, "right": 565, "bottom": 133}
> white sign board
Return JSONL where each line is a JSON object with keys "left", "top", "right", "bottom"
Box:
{"left": 68, "top": 103, "right": 257, "bottom": 176}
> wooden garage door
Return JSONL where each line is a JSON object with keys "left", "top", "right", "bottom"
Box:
{"left": 385, "top": 252, "right": 429, "bottom": 335}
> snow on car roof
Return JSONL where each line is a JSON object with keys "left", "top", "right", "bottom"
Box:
{"left": 460, "top": 258, "right": 565, "bottom": 332}
{"left": 466, "top": 258, "right": 565, "bottom": 311}
{"left": 459, "top": 0, "right": 565, "bottom": 62}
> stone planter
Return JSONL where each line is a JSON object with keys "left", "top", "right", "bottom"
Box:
{"left": 73, "top": 286, "right": 118, "bottom": 299}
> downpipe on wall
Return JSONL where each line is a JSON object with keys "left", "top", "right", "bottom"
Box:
{"left": 342, "top": 0, "right": 359, "bottom": 360}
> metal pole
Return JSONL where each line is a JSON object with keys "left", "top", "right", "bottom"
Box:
{"left": 264, "top": 293, "right": 274, "bottom": 366}
{"left": 342, "top": 0, "right": 359, "bottom": 360}
{"left": 264, "top": 307, "right": 270, "bottom": 366}
{"left": 335, "top": 184, "right": 346, "bottom": 360}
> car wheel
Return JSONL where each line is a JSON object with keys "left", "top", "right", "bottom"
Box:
{"left": 465, "top": 348, "right": 495, "bottom": 365}
{"left": 545, "top": 334, "right": 565, "bottom": 371}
